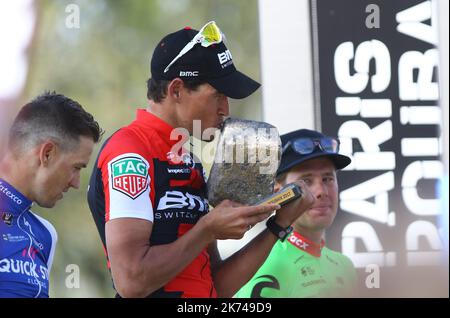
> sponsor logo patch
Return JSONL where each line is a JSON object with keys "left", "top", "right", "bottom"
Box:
{"left": 2, "top": 233, "right": 27, "bottom": 242}
{"left": 157, "top": 190, "right": 208, "bottom": 212}
{"left": 217, "top": 49, "right": 233, "bottom": 68}
{"left": 110, "top": 155, "right": 149, "bottom": 199}
{"left": 167, "top": 168, "right": 191, "bottom": 174}
{"left": 179, "top": 71, "right": 199, "bottom": 77}
{"left": 288, "top": 235, "right": 309, "bottom": 250}
{"left": 2, "top": 212, "right": 13, "bottom": 226}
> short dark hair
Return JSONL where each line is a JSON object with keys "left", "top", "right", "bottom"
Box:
{"left": 146, "top": 77, "right": 207, "bottom": 103}
{"left": 9, "top": 91, "right": 103, "bottom": 152}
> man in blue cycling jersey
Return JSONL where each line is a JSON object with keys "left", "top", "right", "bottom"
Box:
{"left": 0, "top": 92, "right": 102, "bottom": 298}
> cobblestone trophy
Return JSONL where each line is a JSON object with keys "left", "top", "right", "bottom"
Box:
{"left": 207, "top": 118, "right": 281, "bottom": 207}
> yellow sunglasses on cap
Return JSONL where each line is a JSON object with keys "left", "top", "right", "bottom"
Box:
{"left": 164, "top": 21, "right": 223, "bottom": 73}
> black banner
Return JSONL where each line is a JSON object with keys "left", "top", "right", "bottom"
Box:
{"left": 310, "top": 0, "right": 444, "bottom": 295}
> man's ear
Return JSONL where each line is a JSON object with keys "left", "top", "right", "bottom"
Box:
{"left": 167, "top": 78, "right": 184, "bottom": 100}
{"left": 38, "top": 141, "right": 57, "bottom": 167}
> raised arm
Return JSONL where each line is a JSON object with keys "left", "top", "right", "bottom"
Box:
{"left": 209, "top": 180, "right": 315, "bottom": 297}
{"left": 106, "top": 200, "right": 279, "bottom": 298}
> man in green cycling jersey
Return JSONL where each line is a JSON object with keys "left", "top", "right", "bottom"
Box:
{"left": 236, "top": 128, "right": 357, "bottom": 298}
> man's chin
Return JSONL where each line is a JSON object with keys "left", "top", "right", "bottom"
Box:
{"left": 311, "top": 216, "right": 335, "bottom": 230}
{"left": 36, "top": 199, "right": 57, "bottom": 209}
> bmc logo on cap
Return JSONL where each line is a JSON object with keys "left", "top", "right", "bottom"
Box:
{"left": 217, "top": 50, "right": 233, "bottom": 68}
{"left": 179, "top": 71, "right": 199, "bottom": 77}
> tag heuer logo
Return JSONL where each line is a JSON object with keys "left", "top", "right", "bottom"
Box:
{"left": 110, "top": 156, "right": 149, "bottom": 199}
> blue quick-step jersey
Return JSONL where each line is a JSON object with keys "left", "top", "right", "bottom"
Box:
{"left": 0, "top": 178, "right": 57, "bottom": 298}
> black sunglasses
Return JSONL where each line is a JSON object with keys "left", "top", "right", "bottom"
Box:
{"left": 282, "top": 137, "right": 340, "bottom": 155}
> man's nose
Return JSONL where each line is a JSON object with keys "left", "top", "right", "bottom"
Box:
{"left": 219, "top": 96, "right": 230, "bottom": 117}
{"left": 70, "top": 173, "right": 80, "bottom": 189}
{"left": 313, "top": 181, "right": 328, "bottom": 199}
